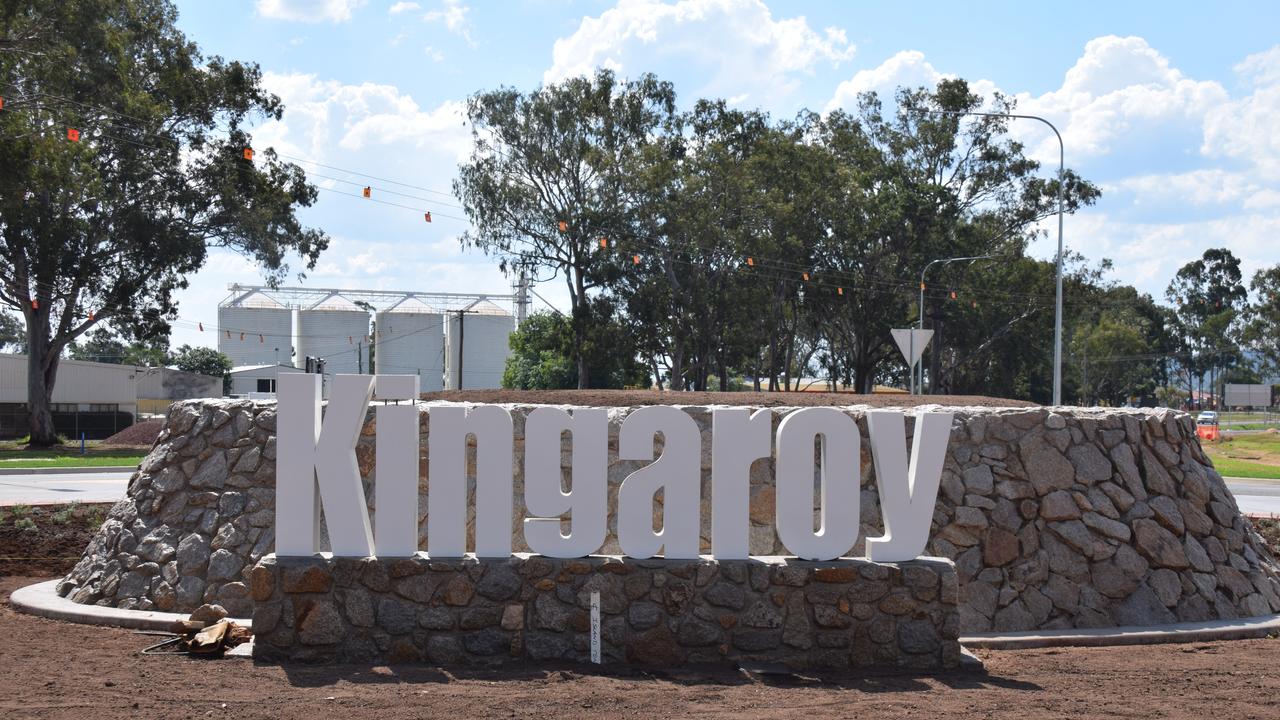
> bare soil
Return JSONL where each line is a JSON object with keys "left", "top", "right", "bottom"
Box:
{"left": 420, "top": 389, "right": 1037, "bottom": 408}
{"left": 1, "top": 571, "right": 1277, "bottom": 720}
{"left": 0, "top": 503, "right": 112, "bottom": 577}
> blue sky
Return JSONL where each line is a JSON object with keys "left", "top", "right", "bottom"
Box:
{"left": 167, "top": 0, "right": 1280, "bottom": 349}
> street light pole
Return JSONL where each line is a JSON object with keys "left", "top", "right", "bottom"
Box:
{"left": 921, "top": 109, "right": 1066, "bottom": 405}
{"left": 916, "top": 254, "right": 995, "bottom": 394}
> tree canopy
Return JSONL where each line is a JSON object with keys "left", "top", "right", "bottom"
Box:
{"left": 1, "top": 0, "right": 326, "bottom": 443}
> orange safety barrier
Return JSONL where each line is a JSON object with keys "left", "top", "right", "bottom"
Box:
{"left": 1196, "top": 424, "right": 1220, "bottom": 441}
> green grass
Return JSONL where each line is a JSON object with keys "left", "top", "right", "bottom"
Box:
{"left": 1204, "top": 432, "right": 1280, "bottom": 479}
{"left": 0, "top": 454, "right": 143, "bottom": 469}
{"left": 1208, "top": 455, "right": 1280, "bottom": 480}
{"left": 0, "top": 446, "right": 145, "bottom": 469}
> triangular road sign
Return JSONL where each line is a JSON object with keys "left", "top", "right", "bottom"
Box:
{"left": 891, "top": 328, "right": 933, "bottom": 367}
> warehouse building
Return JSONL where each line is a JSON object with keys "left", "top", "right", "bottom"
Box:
{"left": 228, "top": 363, "right": 305, "bottom": 397}
{"left": 0, "top": 353, "right": 139, "bottom": 439}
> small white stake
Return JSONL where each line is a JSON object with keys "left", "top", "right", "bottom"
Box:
{"left": 590, "top": 590, "right": 602, "bottom": 664}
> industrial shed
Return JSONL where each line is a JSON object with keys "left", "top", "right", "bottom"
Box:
{"left": 228, "top": 364, "right": 305, "bottom": 397}
{"left": 136, "top": 367, "right": 223, "bottom": 415}
{"left": 0, "top": 353, "right": 138, "bottom": 439}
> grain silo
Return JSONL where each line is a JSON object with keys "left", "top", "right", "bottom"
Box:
{"left": 217, "top": 290, "right": 293, "bottom": 368}
{"left": 374, "top": 297, "right": 445, "bottom": 391}
{"left": 444, "top": 299, "right": 514, "bottom": 390}
{"left": 295, "top": 294, "right": 371, "bottom": 376}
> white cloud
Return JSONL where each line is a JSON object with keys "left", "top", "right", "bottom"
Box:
{"left": 826, "top": 50, "right": 937, "bottom": 111}
{"left": 824, "top": 38, "right": 1280, "bottom": 301}
{"left": 256, "top": 0, "right": 367, "bottom": 23}
{"left": 388, "top": 1, "right": 420, "bottom": 14}
{"left": 422, "top": 0, "right": 473, "bottom": 45}
{"left": 253, "top": 72, "right": 471, "bottom": 162}
{"left": 1011, "top": 36, "right": 1228, "bottom": 162}
{"left": 545, "top": 0, "right": 854, "bottom": 102}
{"left": 1202, "top": 46, "right": 1280, "bottom": 181}
{"left": 827, "top": 37, "right": 1227, "bottom": 166}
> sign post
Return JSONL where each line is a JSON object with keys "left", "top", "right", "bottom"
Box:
{"left": 892, "top": 328, "right": 933, "bottom": 394}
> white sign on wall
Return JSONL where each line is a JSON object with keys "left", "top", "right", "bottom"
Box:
{"left": 275, "top": 374, "right": 954, "bottom": 563}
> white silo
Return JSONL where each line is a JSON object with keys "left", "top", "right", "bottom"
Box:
{"left": 445, "top": 299, "right": 515, "bottom": 390}
{"left": 374, "top": 297, "right": 445, "bottom": 392}
{"left": 217, "top": 291, "right": 293, "bottom": 368}
{"left": 295, "top": 295, "right": 371, "bottom": 376}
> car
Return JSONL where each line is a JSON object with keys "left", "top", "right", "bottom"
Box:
{"left": 1196, "top": 411, "right": 1219, "bottom": 426}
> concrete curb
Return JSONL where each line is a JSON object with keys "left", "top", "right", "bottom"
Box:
{"left": 960, "top": 613, "right": 1280, "bottom": 649}
{"left": 9, "top": 579, "right": 249, "bottom": 631}
{"left": 0, "top": 466, "right": 135, "bottom": 476}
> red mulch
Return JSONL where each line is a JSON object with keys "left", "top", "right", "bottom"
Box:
{"left": 99, "top": 420, "right": 164, "bottom": 447}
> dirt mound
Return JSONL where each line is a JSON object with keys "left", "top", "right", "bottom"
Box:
{"left": 419, "top": 389, "right": 1037, "bottom": 408}
{"left": 99, "top": 419, "right": 163, "bottom": 447}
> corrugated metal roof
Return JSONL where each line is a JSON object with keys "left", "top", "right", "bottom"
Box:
{"left": 383, "top": 297, "right": 439, "bottom": 314}
{"left": 461, "top": 298, "right": 511, "bottom": 316}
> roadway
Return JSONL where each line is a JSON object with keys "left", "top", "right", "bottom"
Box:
{"left": 0, "top": 471, "right": 133, "bottom": 506}
{"left": 1, "top": 469, "right": 1278, "bottom": 518}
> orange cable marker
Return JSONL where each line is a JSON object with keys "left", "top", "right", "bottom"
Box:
{"left": 362, "top": 186, "right": 371, "bottom": 198}
{"left": 802, "top": 272, "right": 809, "bottom": 282}
{"left": 259, "top": 334, "right": 264, "bottom": 343}
{"left": 632, "top": 255, "right": 640, "bottom": 265}
{"left": 599, "top": 238, "right": 608, "bottom": 249}
{"left": 243, "top": 148, "right": 254, "bottom": 161}
{"left": 67, "top": 128, "right": 80, "bottom": 142}
{"left": 837, "top": 287, "right": 843, "bottom": 296}
{"left": 558, "top": 220, "right": 568, "bottom": 232}
{"left": 0, "top": 96, "right": 5, "bottom": 111}
{"left": 920, "top": 282, "right": 926, "bottom": 290}
{"left": 424, "top": 212, "right": 432, "bottom": 222}
{"left": 746, "top": 257, "right": 754, "bottom": 267}
{"left": 950, "top": 290, "right": 957, "bottom": 300}
{"left": 239, "top": 332, "right": 245, "bottom": 341}
{"left": 198, "top": 322, "right": 203, "bottom": 332}
{"left": 89, "top": 311, "right": 95, "bottom": 321}
{"left": 225, "top": 330, "right": 231, "bottom": 339}
{"left": 30, "top": 299, "right": 37, "bottom": 309}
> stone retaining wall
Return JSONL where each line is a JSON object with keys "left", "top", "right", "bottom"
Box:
{"left": 59, "top": 400, "right": 1280, "bottom": 633}
{"left": 250, "top": 554, "right": 961, "bottom": 670}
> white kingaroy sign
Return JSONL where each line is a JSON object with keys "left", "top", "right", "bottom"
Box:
{"left": 275, "top": 374, "right": 954, "bottom": 563}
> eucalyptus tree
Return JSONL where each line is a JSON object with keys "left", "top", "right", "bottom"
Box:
{"left": 825, "top": 79, "right": 1099, "bottom": 395}
{"left": 0, "top": 0, "right": 326, "bottom": 444}
{"left": 454, "top": 69, "right": 676, "bottom": 388}
{"left": 1165, "top": 248, "right": 1248, "bottom": 405}
{"left": 1242, "top": 265, "right": 1280, "bottom": 380}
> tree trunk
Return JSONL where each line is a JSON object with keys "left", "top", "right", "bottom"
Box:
{"left": 25, "top": 311, "right": 60, "bottom": 446}
{"left": 571, "top": 268, "right": 589, "bottom": 389}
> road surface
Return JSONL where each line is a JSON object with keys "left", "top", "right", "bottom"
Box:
{"left": 0, "top": 471, "right": 133, "bottom": 506}
{"left": 0, "top": 470, "right": 1278, "bottom": 517}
